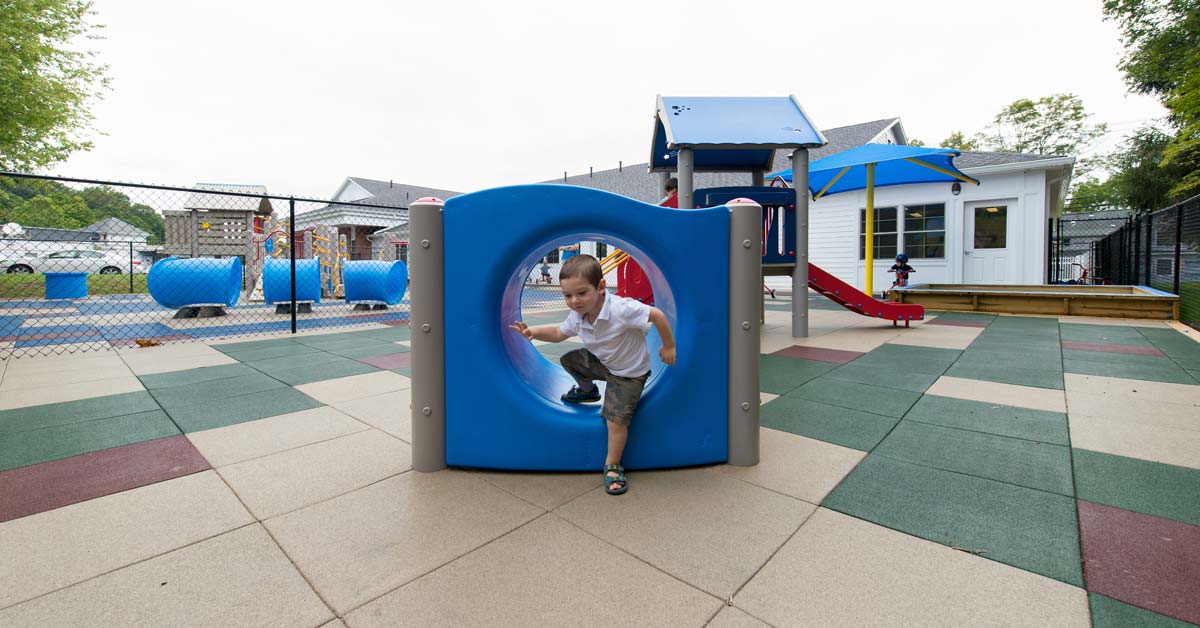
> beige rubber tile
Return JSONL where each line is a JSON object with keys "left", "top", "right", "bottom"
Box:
{"left": 3, "top": 351, "right": 126, "bottom": 377}
{"left": 469, "top": 470, "right": 600, "bottom": 510}
{"left": 717, "top": 427, "right": 865, "bottom": 505}
{"left": 296, "top": 370, "right": 411, "bottom": 405}
{"left": 926, "top": 376, "right": 1067, "bottom": 413}
{"left": 760, "top": 391, "right": 779, "bottom": 405}
{"left": 708, "top": 606, "right": 772, "bottom": 628}
{"left": 556, "top": 467, "right": 814, "bottom": 598}
{"left": 187, "top": 405, "right": 370, "bottom": 467}
{"left": 1070, "top": 413, "right": 1200, "bottom": 470}
{"left": 736, "top": 508, "right": 1090, "bottom": 628}
{"left": 122, "top": 347, "right": 238, "bottom": 376}
{"left": 332, "top": 389, "right": 412, "bottom": 441}
{"left": 0, "top": 471, "right": 252, "bottom": 609}
{"left": 1168, "top": 321, "right": 1200, "bottom": 341}
{"left": 321, "top": 621, "right": 348, "bottom": 628}
{"left": 0, "top": 375, "right": 145, "bottom": 411}
{"left": 0, "top": 361, "right": 136, "bottom": 391}
{"left": 345, "top": 514, "right": 721, "bottom": 628}
{"left": 266, "top": 470, "right": 543, "bottom": 614}
{"left": 1065, "top": 391, "right": 1200, "bottom": 432}
{"left": 218, "top": 429, "right": 411, "bottom": 520}
{"left": 886, "top": 325, "right": 982, "bottom": 350}
{"left": 117, "top": 340, "right": 222, "bottom": 356}
{"left": 0, "top": 525, "right": 332, "bottom": 628}
{"left": 792, "top": 328, "right": 902, "bottom": 353}
{"left": 1064, "top": 373, "right": 1200, "bottom": 406}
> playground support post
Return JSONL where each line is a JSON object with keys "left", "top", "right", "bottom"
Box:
{"left": 864, "top": 163, "right": 876, "bottom": 296}
{"left": 728, "top": 199, "right": 762, "bottom": 466}
{"left": 678, "top": 148, "right": 694, "bottom": 210}
{"left": 791, "top": 149, "right": 810, "bottom": 338}
{"left": 289, "top": 197, "right": 297, "bottom": 334}
{"left": 410, "top": 198, "right": 447, "bottom": 472}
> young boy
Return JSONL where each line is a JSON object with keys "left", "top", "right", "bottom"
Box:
{"left": 539, "top": 260, "right": 551, "bottom": 284}
{"left": 509, "top": 254, "right": 676, "bottom": 495}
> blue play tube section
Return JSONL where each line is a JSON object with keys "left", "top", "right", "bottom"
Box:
{"left": 147, "top": 257, "right": 242, "bottom": 308}
{"left": 262, "top": 257, "right": 321, "bottom": 304}
{"left": 343, "top": 260, "right": 408, "bottom": 305}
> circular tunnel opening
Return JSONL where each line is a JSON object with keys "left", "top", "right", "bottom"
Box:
{"left": 500, "top": 232, "right": 676, "bottom": 414}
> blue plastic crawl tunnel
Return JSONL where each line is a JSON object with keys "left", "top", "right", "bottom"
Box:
{"left": 262, "top": 257, "right": 322, "bottom": 304}
{"left": 147, "top": 257, "right": 242, "bottom": 309}
{"left": 343, "top": 260, "right": 408, "bottom": 305}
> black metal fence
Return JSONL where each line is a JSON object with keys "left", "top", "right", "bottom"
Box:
{"left": 1049, "top": 195, "right": 1200, "bottom": 329}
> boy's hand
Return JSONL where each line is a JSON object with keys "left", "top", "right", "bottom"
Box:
{"left": 659, "top": 346, "right": 676, "bottom": 366}
{"left": 509, "top": 321, "right": 534, "bottom": 340}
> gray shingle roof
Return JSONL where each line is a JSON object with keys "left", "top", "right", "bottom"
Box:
{"left": 83, "top": 217, "right": 149, "bottom": 238}
{"left": 346, "top": 178, "right": 463, "bottom": 207}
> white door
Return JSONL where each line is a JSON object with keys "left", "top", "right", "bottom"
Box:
{"left": 963, "top": 202, "right": 1011, "bottom": 284}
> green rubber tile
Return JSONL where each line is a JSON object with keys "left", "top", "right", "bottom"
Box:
{"left": 823, "top": 455, "right": 1083, "bottom": 586}
{"left": 975, "top": 330, "right": 1062, "bottom": 346}
{"left": 391, "top": 367, "right": 412, "bottom": 377}
{"left": 1169, "top": 353, "right": 1200, "bottom": 370}
{"left": 535, "top": 341, "right": 587, "bottom": 357}
{"left": 928, "top": 311, "right": 996, "bottom": 323}
{"left": 1062, "top": 349, "right": 1180, "bottom": 368}
{"left": 262, "top": 358, "right": 380, "bottom": 386}
{"left": 988, "top": 316, "right": 1061, "bottom": 329}
{"left": 904, "top": 395, "right": 1069, "bottom": 445}
{"left": 1089, "top": 593, "right": 1199, "bottom": 628}
{"left": 149, "top": 372, "right": 286, "bottom": 410}
{"left": 355, "top": 326, "right": 411, "bottom": 341}
{"left": 823, "top": 362, "right": 940, "bottom": 393}
{"left": 0, "top": 410, "right": 179, "bottom": 472}
{"left": 955, "top": 351, "right": 1063, "bottom": 372}
{"left": 212, "top": 337, "right": 302, "bottom": 352}
{"left": 850, "top": 345, "right": 960, "bottom": 376}
{"left": 960, "top": 344, "right": 1064, "bottom": 363}
{"left": 760, "top": 396, "right": 898, "bottom": 451}
{"left": 217, "top": 342, "right": 322, "bottom": 362}
{"left": 327, "top": 343, "right": 410, "bottom": 359}
{"left": 0, "top": 392, "right": 159, "bottom": 436}
{"left": 944, "top": 362, "right": 1065, "bottom": 389}
{"left": 245, "top": 349, "right": 349, "bottom": 371}
{"left": 1060, "top": 325, "right": 1154, "bottom": 346}
{"left": 1189, "top": 369, "right": 1200, "bottom": 382}
{"left": 759, "top": 355, "right": 838, "bottom": 395}
{"left": 786, "top": 378, "right": 921, "bottom": 418}
{"left": 1063, "top": 359, "right": 1198, "bottom": 385}
{"left": 967, "top": 338, "right": 1064, "bottom": 355}
{"left": 164, "top": 387, "right": 323, "bottom": 433}
{"left": 874, "top": 421, "right": 1074, "bottom": 495}
{"left": 291, "top": 333, "right": 382, "bottom": 351}
{"left": 1073, "top": 449, "right": 1200, "bottom": 527}
{"left": 138, "top": 364, "right": 260, "bottom": 390}
{"left": 1137, "top": 328, "right": 1200, "bottom": 356}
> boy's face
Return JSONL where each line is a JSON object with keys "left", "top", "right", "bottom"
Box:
{"left": 561, "top": 276, "right": 605, "bottom": 319}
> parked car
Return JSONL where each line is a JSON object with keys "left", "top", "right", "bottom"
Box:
{"left": 2, "top": 249, "right": 139, "bottom": 275}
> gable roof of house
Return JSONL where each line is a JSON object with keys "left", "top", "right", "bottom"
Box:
{"left": 345, "top": 178, "right": 463, "bottom": 206}
{"left": 83, "top": 217, "right": 149, "bottom": 238}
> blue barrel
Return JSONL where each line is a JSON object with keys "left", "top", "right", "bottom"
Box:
{"left": 45, "top": 272, "right": 88, "bottom": 300}
{"left": 147, "top": 257, "right": 242, "bottom": 308}
{"left": 343, "top": 260, "right": 408, "bottom": 305}
{"left": 262, "top": 257, "right": 321, "bottom": 304}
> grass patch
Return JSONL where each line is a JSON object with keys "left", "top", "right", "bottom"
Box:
{"left": 0, "top": 273, "right": 149, "bottom": 299}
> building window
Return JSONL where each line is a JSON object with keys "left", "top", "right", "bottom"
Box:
{"left": 546, "top": 249, "right": 560, "bottom": 263}
{"left": 859, "top": 207, "right": 897, "bottom": 260}
{"left": 903, "top": 203, "right": 946, "bottom": 258}
{"left": 595, "top": 242, "right": 608, "bottom": 259}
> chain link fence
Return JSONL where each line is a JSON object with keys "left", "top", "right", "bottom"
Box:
{"left": 1, "top": 173, "right": 417, "bottom": 359}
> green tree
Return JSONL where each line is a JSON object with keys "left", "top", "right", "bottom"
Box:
{"left": 939, "top": 131, "right": 982, "bottom": 151}
{"left": 1104, "top": 0, "right": 1200, "bottom": 197}
{"left": 0, "top": 0, "right": 109, "bottom": 171}
{"left": 981, "top": 94, "right": 1108, "bottom": 158}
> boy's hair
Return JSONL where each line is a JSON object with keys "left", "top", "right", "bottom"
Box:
{"left": 665, "top": 177, "right": 678, "bottom": 192}
{"left": 560, "top": 254, "right": 603, "bottom": 287}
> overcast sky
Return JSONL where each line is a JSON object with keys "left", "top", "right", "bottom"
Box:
{"left": 55, "top": 0, "right": 1165, "bottom": 200}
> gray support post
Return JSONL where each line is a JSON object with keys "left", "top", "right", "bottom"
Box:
{"left": 791, "top": 148, "right": 810, "bottom": 337}
{"left": 659, "top": 171, "right": 670, "bottom": 192}
{"left": 728, "top": 198, "right": 762, "bottom": 466}
{"left": 752, "top": 171, "right": 764, "bottom": 187}
{"left": 189, "top": 209, "right": 199, "bottom": 257}
{"left": 409, "top": 197, "right": 446, "bottom": 472}
{"left": 678, "top": 148, "right": 694, "bottom": 210}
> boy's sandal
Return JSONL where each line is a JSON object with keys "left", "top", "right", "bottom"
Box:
{"left": 604, "top": 464, "right": 628, "bottom": 496}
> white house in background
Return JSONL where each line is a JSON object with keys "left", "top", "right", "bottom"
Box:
{"left": 554, "top": 118, "right": 1074, "bottom": 290}
{"left": 82, "top": 217, "right": 150, "bottom": 246}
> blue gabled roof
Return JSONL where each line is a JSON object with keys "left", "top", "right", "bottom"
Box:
{"left": 649, "top": 95, "right": 826, "bottom": 173}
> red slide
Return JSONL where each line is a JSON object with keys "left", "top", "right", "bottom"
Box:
{"left": 806, "top": 263, "right": 924, "bottom": 326}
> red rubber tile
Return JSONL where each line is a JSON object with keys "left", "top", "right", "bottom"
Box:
{"left": 1079, "top": 500, "right": 1200, "bottom": 625}
{"left": 1061, "top": 340, "right": 1165, "bottom": 357}
{"left": 771, "top": 345, "right": 865, "bottom": 364}
{"left": 358, "top": 352, "right": 411, "bottom": 370}
{"left": 925, "top": 319, "right": 989, "bottom": 328}
{"left": 0, "top": 435, "right": 210, "bottom": 523}
{"left": 381, "top": 320, "right": 410, "bottom": 327}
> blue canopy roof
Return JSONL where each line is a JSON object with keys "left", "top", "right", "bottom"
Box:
{"left": 767, "top": 144, "right": 980, "bottom": 198}
{"left": 650, "top": 95, "right": 826, "bottom": 173}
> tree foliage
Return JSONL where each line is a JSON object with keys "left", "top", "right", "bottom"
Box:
{"left": 1104, "top": 0, "right": 1200, "bottom": 198}
{"left": 980, "top": 94, "right": 1108, "bottom": 158}
{"left": 0, "top": 0, "right": 109, "bottom": 171}
{"left": 939, "top": 131, "right": 981, "bottom": 151}
{"left": 0, "top": 177, "right": 164, "bottom": 243}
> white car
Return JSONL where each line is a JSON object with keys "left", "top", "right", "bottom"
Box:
{"left": 2, "top": 249, "right": 139, "bottom": 275}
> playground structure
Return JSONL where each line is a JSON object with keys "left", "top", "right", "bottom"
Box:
{"left": 408, "top": 186, "right": 763, "bottom": 472}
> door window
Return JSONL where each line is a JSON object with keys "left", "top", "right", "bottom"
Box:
{"left": 973, "top": 206, "right": 1007, "bottom": 249}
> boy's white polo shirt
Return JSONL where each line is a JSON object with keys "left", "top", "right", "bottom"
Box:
{"left": 559, "top": 294, "right": 651, "bottom": 377}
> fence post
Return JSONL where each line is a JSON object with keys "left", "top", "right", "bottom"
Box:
{"left": 129, "top": 241, "right": 134, "bottom": 293}
{"left": 290, "top": 197, "right": 297, "bottom": 334}
{"left": 1046, "top": 218, "right": 1053, "bottom": 283}
{"left": 1144, "top": 214, "right": 1152, "bottom": 286}
{"left": 1174, "top": 206, "right": 1183, "bottom": 295}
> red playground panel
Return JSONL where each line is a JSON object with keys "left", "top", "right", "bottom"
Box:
{"left": 807, "top": 263, "right": 924, "bottom": 326}
{"left": 616, "top": 258, "right": 654, "bottom": 305}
